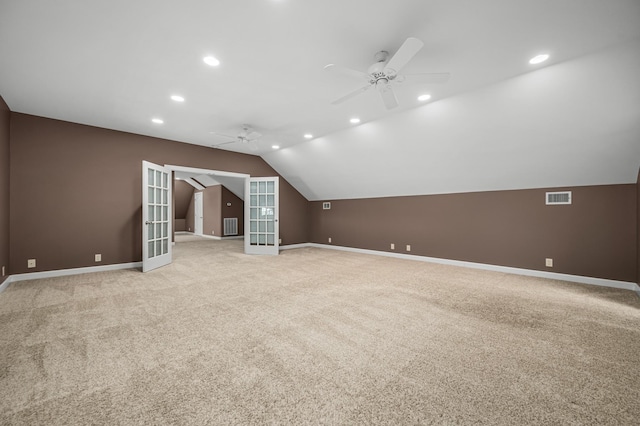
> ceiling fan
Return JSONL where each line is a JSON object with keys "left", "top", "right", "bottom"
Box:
{"left": 324, "top": 37, "right": 450, "bottom": 109}
{"left": 212, "top": 124, "right": 262, "bottom": 151}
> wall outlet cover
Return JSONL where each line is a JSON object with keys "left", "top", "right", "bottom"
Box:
{"left": 545, "top": 258, "right": 553, "bottom": 267}
{"left": 328, "top": 237, "right": 332, "bottom": 243}
{"left": 406, "top": 245, "right": 411, "bottom": 252}
{"left": 27, "top": 259, "right": 36, "bottom": 268}
{"left": 95, "top": 254, "right": 102, "bottom": 262}
{"left": 390, "top": 243, "right": 395, "bottom": 250}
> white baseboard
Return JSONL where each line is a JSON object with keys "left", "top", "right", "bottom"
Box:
{"left": 2, "top": 246, "right": 637, "bottom": 296}
{"left": 285, "top": 243, "right": 640, "bottom": 294}
{"left": 185, "top": 233, "right": 243, "bottom": 240}
{"left": 0, "top": 276, "right": 12, "bottom": 293}
{"left": 280, "top": 243, "right": 311, "bottom": 250}
{"left": 0, "top": 262, "right": 142, "bottom": 292}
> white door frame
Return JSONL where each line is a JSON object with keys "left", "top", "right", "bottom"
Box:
{"left": 142, "top": 161, "right": 173, "bottom": 272}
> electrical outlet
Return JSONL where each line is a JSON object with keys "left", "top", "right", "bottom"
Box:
{"left": 390, "top": 243, "right": 395, "bottom": 250}
{"left": 95, "top": 254, "right": 102, "bottom": 262}
{"left": 278, "top": 239, "right": 282, "bottom": 244}
{"left": 1, "top": 266, "right": 4, "bottom": 276}
{"left": 212, "top": 230, "right": 215, "bottom": 235}
{"left": 328, "top": 237, "right": 332, "bottom": 243}
{"left": 545, "top": 258, "right": 553, "bottom": 267}
{"left": 27, "top": 259, "right": 36, "bottom": 268}
{"left": 406, "top": 245, "right": 411, "bottom": 252}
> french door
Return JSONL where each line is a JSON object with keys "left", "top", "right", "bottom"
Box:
{"left": 142, "top": 161, "right": 173, "bottom": 272}
{"left": 244, "top": 177, "right": 279, "bottom": 255}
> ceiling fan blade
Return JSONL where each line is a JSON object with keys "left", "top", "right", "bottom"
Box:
{"left": 213, "top": 140, "right": 238, "bottom": 147}
{"left": 331, "top": 84, "right": 372, "bottom": 105}
{"left": 384, "top": 37, "right": 424, "bottom": 76}
{"left": 246, "top": 131, "right": 262, "bottom": 141}
{"left": 379, "top": 84, "right": 399, "bottom": 109}
{"left": 324, "top": 63, "right": 370, "bottom": 80}
{"left": 211, "top": 132, "right": 237, "bottom": 140}
{"left": 400, "top": 72, "right": 451, "bottom": 84}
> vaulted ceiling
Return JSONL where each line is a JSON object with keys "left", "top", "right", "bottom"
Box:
{"left": 1, "top": 0, "right": 639, "bottom": 200}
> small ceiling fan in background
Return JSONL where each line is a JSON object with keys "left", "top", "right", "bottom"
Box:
{"left": 324, "top": 37, "right": 450, "bottom": 109}
{"left": 212, "top": 124, "right": 262, "bottom": 151}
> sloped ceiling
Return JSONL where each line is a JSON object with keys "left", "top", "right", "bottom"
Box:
{"left": 265, "top": 39, "right": 640, "bottom": 200}
{"left": 0, "top": 0, "right": 639, "bottom": 200}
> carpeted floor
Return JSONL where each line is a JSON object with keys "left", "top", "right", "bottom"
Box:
{"left": 0, "top": 236, "right": 639, "bottom": 425}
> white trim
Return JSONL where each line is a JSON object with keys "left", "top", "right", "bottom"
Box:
{"left": 165, "top": 165, "right": 250, "bottom": 179}
{"left": 0, "top": 262, "right": 142, "bottom": 290}
{"left": 288, "top": 243, "right": 640, "bottom": 293}
{"left": 176, "top": 232, "right": 244, "bottom": 241}
{"left": 0, "top": 276, "right": 14, "bottom": 293}
{"left": 1, "top": 247, "right": 637, "bottom": 296}
{"left": 280, "top": 243, "right": 311, "bottom": 250}
{"left": 183, "top": 177, "right": 205, "bottom": 190}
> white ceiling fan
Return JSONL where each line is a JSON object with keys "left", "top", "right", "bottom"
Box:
{"left": 324, "top": 37, "right": 450, "bottom": 109}
{"left": 212, "top": 124, "right": 262, "bottom": 151}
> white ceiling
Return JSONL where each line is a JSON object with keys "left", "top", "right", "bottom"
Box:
{"left": 171, "top": 166, "right": 247, "bottom": 199}
{"left": 1, "top": 0, "right": 639, "bottom": 200}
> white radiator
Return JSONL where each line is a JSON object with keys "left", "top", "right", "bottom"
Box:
{"left": 223, "top": 218, "right": 238, "bottom": 236}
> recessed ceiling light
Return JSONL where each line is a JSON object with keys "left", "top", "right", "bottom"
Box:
{"left": 170, "top": 95, "right": 185, "bottom": 102}
{"left": 417, "top": 94, "right": 431, "bottom": 102}
{"left": 203, "top": 56, "right": 220, "bottom": 66}
{"left": 151, "top": 118, "right": 164, "bottom": 124}
{"left": 529, "top": 54, "right": 549, "bottom": 65}
{"left": 304, "top": 134, "right": 313, "bottom": 139}
{"left": 272, "top": 145, "right": 280, "bottom": 149}
{"left": 350, "top": 118, "right": 360, "bottom": 124}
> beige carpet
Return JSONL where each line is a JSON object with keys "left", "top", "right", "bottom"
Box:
{"left": 1, "top": 237, "right": 639, "bottom": 425}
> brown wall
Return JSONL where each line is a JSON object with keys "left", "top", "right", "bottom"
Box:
{"left": 184, "top": 185, "right": 244, "bottom": 237}
{"left": 221, "top": 186, "right": 244, "bottom": 236}
{"left": 174, "top": 180, "right": 193, "bottom": 232}
{"left": 0, "top": 96, "right": 9, "bottom": 284}
{"left": 174, "top": 180, "right": 194, "bottom": 219}
{"left": 185, "top": 192, "right": 194, "bottom": 233}
{"left": 310, "top": 184, "right": 637, "bottom": 282}
{"left": 204, "top": 186, "right": 222, "bottom": 237}
{"left": 9, "top": 113, "right": 309, "bottom": 274}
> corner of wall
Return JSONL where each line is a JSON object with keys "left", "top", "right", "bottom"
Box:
{"left": 636, "top": 166, "right": 640, "bottom": 287}
{"left": 0, "top": 95, "right": 10, "bottom": 281}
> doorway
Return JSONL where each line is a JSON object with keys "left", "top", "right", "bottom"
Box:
{"left": 194, "top": 192, "right": 203, "bottom": 236}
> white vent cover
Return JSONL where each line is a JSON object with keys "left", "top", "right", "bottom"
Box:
{"left": 546, "top": 191, "right": 572, "bottom": 205}
{"left": 322, "top": 202, "right": 331, "bottom": 210}
{"left": 223, "top": 217, "right": 238, "bottom": 235}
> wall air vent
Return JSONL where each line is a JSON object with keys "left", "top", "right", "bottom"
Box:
{"left": 322, "top": 202, "right": 331, "bottom": 210}
{"left": 546, "top": 191, "right": 572, "bottom": 205}
{"left": 223, "top": 217, "right": 238, "bottom": 235}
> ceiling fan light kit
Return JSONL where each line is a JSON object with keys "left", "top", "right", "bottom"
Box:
{"left": 326, "top": 37, "right": 450, "bottom": 110}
